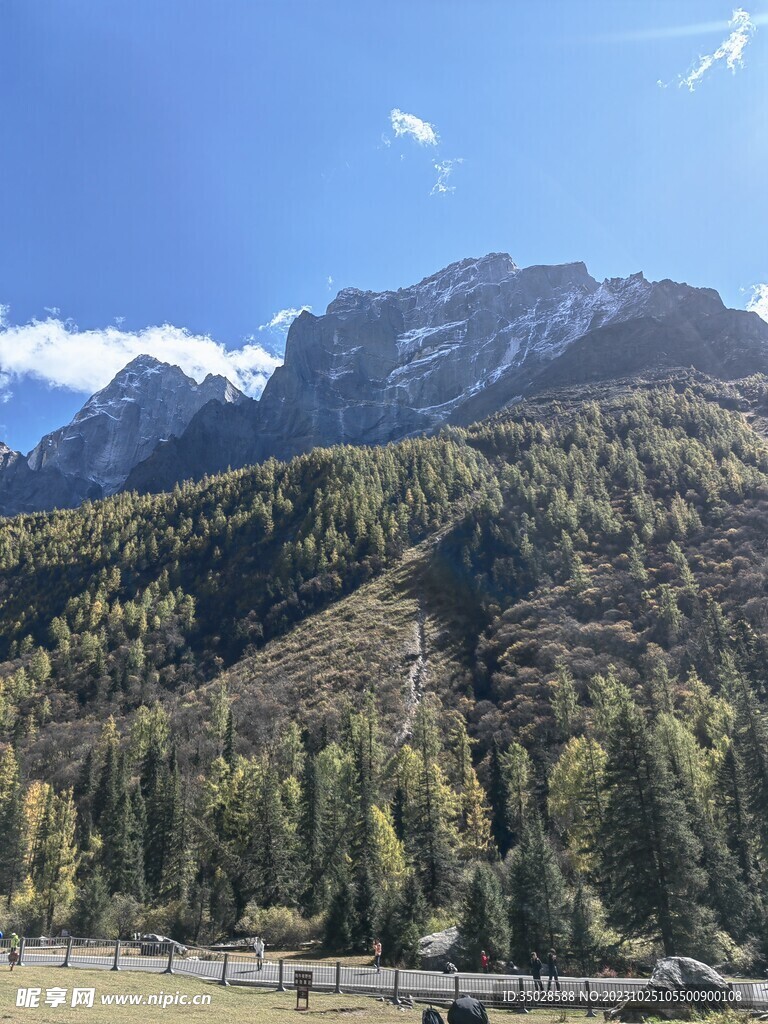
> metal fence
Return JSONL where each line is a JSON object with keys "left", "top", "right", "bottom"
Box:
{"left": 2, "top": 936, "right": 767, "bottom": 1011}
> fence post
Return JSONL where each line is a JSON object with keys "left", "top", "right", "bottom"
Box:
{"left": 276, "top": 958, "right": 286, "bottom": 992}
{"left": 585, "top": 978, "right": 596, "bottom": 1017}
{"left": 334, "top": 960, "right": 342, "bottom": 995}
{"left": 518, "top": 975, "right": 528, "bottom": 1014}
{"left": 391, "top": 970, "right": 403, "bottom": 1003}
{"left": 164, "top": 944, "right": 175, "bottom": 975}
{"left": 454, "top": 974, "right": 460, "bottom": 1000}
{"left": 111, "top": 939, "right": 120, "bottom": 971}
{"left": 219, "top": 953, "right": 229, "bottom": 986}
{"left": 18, "top": 938, "right": 25, "bottom": 967}
{"left": 63, "top": 936, "right": 73, "bottom": 968}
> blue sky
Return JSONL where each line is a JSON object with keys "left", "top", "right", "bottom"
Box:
{"left": 1, "top": 0, "right": 767, "bottom": 452}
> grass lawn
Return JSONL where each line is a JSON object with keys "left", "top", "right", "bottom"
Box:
{"left": 0, "top": 965, "right": 580, "bottom": 1023}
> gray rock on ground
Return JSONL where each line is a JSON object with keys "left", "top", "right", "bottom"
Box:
{"left": 419, "top": 926, "right": 462, "bottom": 971}
{"left": 650, "top": 957, "right": 730, "bottom": 992}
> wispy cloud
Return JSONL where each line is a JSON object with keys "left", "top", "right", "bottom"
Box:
{"left": 390, "top": 108, "right": 439, "bottom": 146}
{"left": 258, "top": 306, "right": 311, "bottom": 335}
{"left": 678, "top": 8, "right": 756, "bottom": 90}
{"left": 599, "top": 12, "right": 768, "bottom": 43}
{"left": 746, "top": 283, "right": 768, "bottom": 322}
{"left": 0, "top": 306, "right": 282, "bottom": 400}
{"left": 431, "top": 159, "right": 463, "bottom": 196}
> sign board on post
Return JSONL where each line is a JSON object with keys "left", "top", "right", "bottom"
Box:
{"left": 295, "top": 970, "right": 313, "bottom": 1011}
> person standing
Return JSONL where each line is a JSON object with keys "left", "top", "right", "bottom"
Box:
{"left": 253, "top": 935, "right": 265, "bottom": 971}
{"left": 547, "top": 949, "right": 561, "bottom": 992}
{"left": 373, "top": 938, "right": 382, "bottom": 973}
{"left": 8, "top": 933, "right": 19, "bottom": 972}
{"left": 530, "top": 951, "right": 543, "bottom": 992}
{"left": 480, "top": 950, "right": 490, "bottom": 973}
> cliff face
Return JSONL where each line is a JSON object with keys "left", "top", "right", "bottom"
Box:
{"left": 6, "top": 254, "right": 768, "bottom": 511}
{"left": 125, "top": 254, "right": 768, "bottom": 495}
{"left": 1, "top": 356, "right": 245, "bottom": 515}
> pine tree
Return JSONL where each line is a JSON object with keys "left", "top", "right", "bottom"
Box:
{"left": 507, "top": 813, "right": 568, "bottom": 963}
{"left": 450, "top": 716, "right": 493, "bottom": 860}
{"left": 71, "top": 868, "right": 112, "bottom": 936}
{"left": 487, "top": 740, "right": 532, "bottom": 859}
{"left": 654, "top": 713, "right": 753, "bottom": 941}
{"left": 26, "top": 785, "right": 78, "bottom": 932}
{"left": 569, "top": 881, "right": 612, "bottom": 974}
{"left": 460, "top": 864, "right": 510, "bottom": 968}
{"left": 548, "top": 736, "right": 606, "bottom": 872}
{"left": 141, "top": 731, "right": 170, "bottom": 895}
{"left": 246, "top": 756, "right": 294, "bottom": 909}
{"left": 551, "top": 661, "right": 580, "bottom": 739}
{"left": 324, "top": 866, "right": 357, "bottom": 952}
{"left": 727, "top": 663, "right": 768, "bottom": 859}
{"left": 406, "top": 700, "right": 459, "bottom": 907}
{"left": 0, "top": 747, "right": 25, "bottom": 901}
{"left": 599, "top": 695, "right": 707, "bottom": 955}
{"left": 378, "top": 871, "right": 429, "bottom": 967}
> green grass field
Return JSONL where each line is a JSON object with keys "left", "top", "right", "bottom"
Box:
{"left": 0, "top": 965, "right": 590, "bottom": 1023}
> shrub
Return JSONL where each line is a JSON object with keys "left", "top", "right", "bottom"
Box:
{"left": 235, "top": 904, "right": 323, "bottom": 950}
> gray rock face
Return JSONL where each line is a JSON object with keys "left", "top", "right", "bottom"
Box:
{"left": 126, "top": 253, "right": 768, "bottom": 495}
{"left": 650, "top": 957, "right": 729, "bottom": 991}
{"left": 0, "top": 356, "right": 244, "bottom": 516}
{"left": 0, "top": 442, "right": 19, "bottom": 472}
{"left": 27, "top": 355, "right": 244, "bottom": 495}
{"left": 419, "top": 926, "right": 462, "bottom": 971}
{"left": 9, "top": 253, "right": 768, "bottom": 511}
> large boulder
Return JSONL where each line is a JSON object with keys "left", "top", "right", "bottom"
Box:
{"left": 605, "top": 958, "right": 731, "bottom": 1022}
{"left": 650, "top": 957, "right": 729, "bottom": 992}
{"left": 419, "top": 926, "right": 462, "bottom": 971}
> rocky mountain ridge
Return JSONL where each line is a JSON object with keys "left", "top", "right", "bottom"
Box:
{"left": 126, "top": 253, "right": 768, "bottom": 493}
{"left": 4, "top": 253, "right": 768, "bottom": 514}
{"left": 0, "top": 355, "right": 244, "bottom": 515}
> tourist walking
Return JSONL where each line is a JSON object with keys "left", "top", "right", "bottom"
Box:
{"left": 530, "top": 951, "right": 543, "bottom": 992}
{"left": 547, "top": 949, "right": 561, "bottom": 992}
{"left": 480, "top": 949, "right": 490, "bottom": 973}
{"left": 253, "top": 935, "right": 265, "bottom": 971}
{"left": 373, "top": 938, "right": 382, "bottom": 972}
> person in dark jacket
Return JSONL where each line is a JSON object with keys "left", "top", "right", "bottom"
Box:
{"left": 547, "top": 948, "right": 561, "bottom": 991}
{"left": 530, "top": 951, "right": 543, "bottom": 992}
{"left": 447, "top": 994, "right": 489, "bottom": 1024}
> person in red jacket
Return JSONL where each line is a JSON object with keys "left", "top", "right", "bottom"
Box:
{"left": 480, "top": 950, "right": 490, "bottom": 973}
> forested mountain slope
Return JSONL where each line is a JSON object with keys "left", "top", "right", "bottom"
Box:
{"left": 2, "top": 373, "right": 768, "bottom": 971}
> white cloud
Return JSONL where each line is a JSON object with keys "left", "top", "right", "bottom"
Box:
{"left": 258, "top": 306, "right": 311, "bottom": 334}
{"left": 390, "top": 108, "right": 439, "bottom": 146}
{"left": 0, "top": 311, "right": 283, "bottom": 400}
{"left": 431, "top": 158, "right": 463, "bottom": 196}
{"left": 327, "top": 276, "right": 334, "bottom": 291}
{"left": 598, "top": 12, "right": 768, "bottom": 43}
{"left": 746, "top": 283, "right": 768, "bottom": 322}
{"left": 679, "top": 8, "right": 756, "bottom": 90}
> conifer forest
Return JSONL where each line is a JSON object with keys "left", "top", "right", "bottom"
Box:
{"left": 3, "top": 376, "right": 768, "bottom": 972}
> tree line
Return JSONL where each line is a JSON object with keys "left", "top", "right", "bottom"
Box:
{"left": 1, "top": 382, "right": 768, "bottom": 970}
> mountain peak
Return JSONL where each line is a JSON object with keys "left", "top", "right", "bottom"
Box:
{"left": 24, "top": 354, "right": 245, "bottom": 499}
{"left": 120, "top": 353, "right": 168, "bottom": 374}
{"left": 8, "top": 254, "right": 768, "bottom": 514}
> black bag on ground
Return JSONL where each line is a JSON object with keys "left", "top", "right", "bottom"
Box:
{"left": 447, "top": 994, "right": 490, "bottom": 1024}
{"left": 423, "top": 1008, "right": 445, "bottom": 1024}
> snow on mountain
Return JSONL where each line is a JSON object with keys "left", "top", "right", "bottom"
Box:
{"left": 6, "top": 253, "right": 768, "bottom": 510}
{"left": 25, "top": 355, "right": 245, "bottom": 497}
